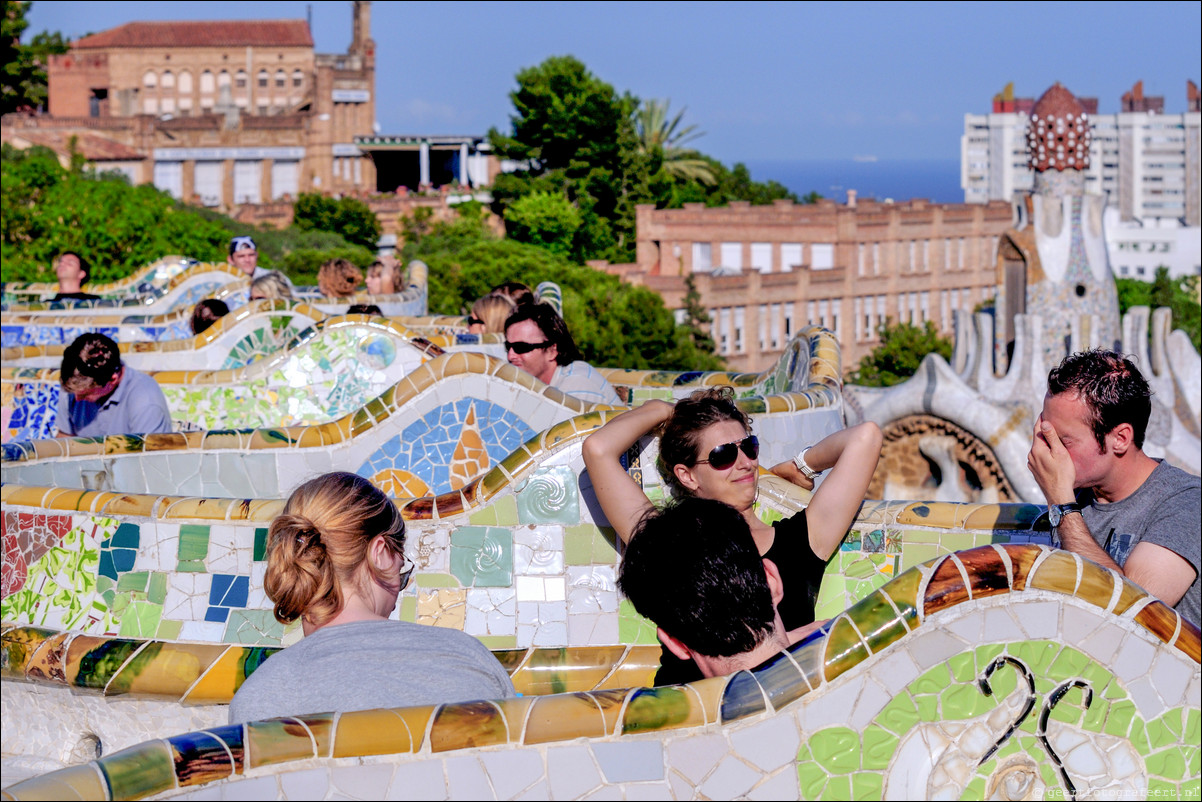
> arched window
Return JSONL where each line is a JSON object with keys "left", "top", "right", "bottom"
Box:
{"left": 160, "top": 70, "right": 174, "bottom": 89}
{"left": 178, "top": 70, "right": 193, "bottom": 94}
{"left": 235, "top": 70, "right": 247, "bottom": 89}
{"left": 200, "top": 70, "right": 215, "bottom": 94}
{"left": 143, "top": 71, "right": 157, "bottom": 89}
{"left": 275, "top": 70, "right": 286, "bottom": 89}
{"left": 257, "top": 70, "right": 268, "bottom": 89}
{"left": 292, "top": 70, "right": 304, "bottom": 88}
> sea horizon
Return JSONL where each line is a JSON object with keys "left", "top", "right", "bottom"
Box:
{"left": 743, "top": 158, "right": 964, "bottom": 206}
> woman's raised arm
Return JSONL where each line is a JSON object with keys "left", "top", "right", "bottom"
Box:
{"left": 581, "top": 400, "right": 675, "bottom": 544}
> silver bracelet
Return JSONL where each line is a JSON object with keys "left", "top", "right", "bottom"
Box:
{"left": 793, "top": 446, "right": 820, "bottom": 480}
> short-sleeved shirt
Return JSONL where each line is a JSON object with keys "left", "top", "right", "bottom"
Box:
{"left": 1074, "top": 460, "right": 1201, "bottom": 628}
{"left": 551, "top": 361, "right": 621, "bottom": 405}
{"left": 56, "top": 366, "right": 173, "bottom": 437}
{"left": 653, "top": 509, "right": 828, "bottom": 686}
{"left": 228, "top": 619, "right": 516, "bottom": 724}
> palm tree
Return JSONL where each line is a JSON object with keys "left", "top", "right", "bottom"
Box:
{"left": 636, "top": 99, "right": 716, "bottom": 186}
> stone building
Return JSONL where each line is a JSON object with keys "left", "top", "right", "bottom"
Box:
{"left": 607, "top": 196, "right": 1013, "bottom": 373}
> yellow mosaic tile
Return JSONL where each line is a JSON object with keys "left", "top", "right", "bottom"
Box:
{"left": 896, "top": 502, "right": 963, "bottom": 529}
{"left": 522, "top": 694, "right": 609, "bottom": 744}
{"left": 588, "top": 687, "right": 636, "bottom": 736}
{"left": 40, "top": 487, "right": 93, "bottom": 513}
{"left": 98, "top": 492, "right": 160, "bottom": 518}
{"left": 415, "top": 588, "right": 468, "bottom": 629}
{"left": 331, "top": 708, "right": 417, "bottom": 757}
{"left": 246, "top": 718, "right": 319, "bottom": 768}
{"left": 180, "top": 646, "right": 241, "bottom": 704}
{"left": 115, "top": 642, "right": 229, "bottom": 698}
{"left": 429, "top": 701, "right": 513, "bottom": 751}
{"left": 1110, "top": 574, "right": 1149, "bottom": 616}
{"left": 1075, "top": 559, "right": 1121, "bottom": 610}
{"left": 161, "top": 497, "right": 238, "bottom": 521}
{"left": 591, "top": 646, "right": 661, "bottom": 691}
{"left": 622, "top": 685, "right": 709, "bottom": 734}
{"left": 31, "top": 438, "right": 68, "bottom": 459}
{"left": 1027, "top": 550, "right": 1082, "bottom": 596}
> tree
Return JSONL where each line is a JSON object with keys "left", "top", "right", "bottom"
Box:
{"left": 503, "top": 191, "right": 580, "bottom": 257}
{"left": 2, "top": 2, "right": 68, "bottom": 114}
{"left": 848, "top": 319, "right": 953, "bottom": 387}
{"left": 1116, "top": 267, "right": 1201, "bottom": 352}
{"left": 292, "top": 193, "right": 381, "bottom": 251}
{"left": 679, "top": 274, "right": 717, "bottom": 354}
{"left": 636, "top": 99, "right": 715, "bottom": 185}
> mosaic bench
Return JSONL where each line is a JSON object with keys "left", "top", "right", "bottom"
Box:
{"left": 0, "top": 256, "right": 197, "bottom": 306}
{"left": 3, "top": 541, "right": 1198, "bottom": 799}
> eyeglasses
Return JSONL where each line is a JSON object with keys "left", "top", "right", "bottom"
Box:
{"left": 467, "top": 316, "right": 485, "bottom": 327}
{"left": 695, "top": 435, "right": 760, "bottom": 471}
{"left": 505, "top": 340, "right": 552, "bottom": 355}
{"left": 399, "top": 552, "right": 416, "bottom": 592}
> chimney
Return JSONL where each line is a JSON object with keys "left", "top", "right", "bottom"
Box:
{"left": 846, "top": 189, "right": 857, "bottom": 208}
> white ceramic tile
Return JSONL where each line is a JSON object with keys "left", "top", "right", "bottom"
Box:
{"left": 746, "top": 767, "right": 800, "bottom": 801}
{"left": 444, "top": 755, "right": 495, "bottom": 800}
{"left": 218, "top": 774, "right": 281, "bottom": 800}
{"left": 1014, "top": 601, "right": 1061, "bottom": 639}
{"left": 698, "top": 755, "right": 761, "bottom": 799}
{"left": 591, "top": 742, "right": 665, "bottom": 783}
{"left": 1147, "top": 650, "right": 1193, "bottom": 708}
{"left": 622, "top": 782, "right": 673, "bottom": 801}
{"left": 1124, "top": 676, "right": 1166, "bottom": 721}
{"left": 480, "top": 749, "right": 544, "bottom": 799}
{"left": 729, "top": 714, "right": 801, "bottom": 772}
{"left": 514, "top": 527, "right": 564, "bottom": 576}
{"left": 544, "top": 745, "right": 603, "bottom": 800}
{"left": 909, "top": 629, "right": 967, "bottom": 670}
{"left": 869, "top": 647, "right": 921, "bottom": 695}
{"left": 1110, "top": 634, "right": 1157, "bottom": 683}
{"left": 279, "top": 767, "right": 329, "bottom": 800}
{"left": 179, "top": 620, "right": 227, "bottom": 642}
{"left": 329, "top": 763, "right": 394, "bottom": 800}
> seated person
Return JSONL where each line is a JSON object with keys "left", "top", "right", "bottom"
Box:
{"left": 347, "top": 303, "right": 383, "bottom": 316}
{"left": 50, "top": 251, "right": 100, "bottom": 302}
{"left": 317, "top": 258, "right": 363, "bottom": 298}
{"left": 503, "top": 303, "right": 621, "bottom": 405}
{"left": 190, "top": 299, "right": 229, "bottom": 335}
{"left": 228, "top": 236, "right": 270, "bottom": 280}
{"left": 56, "top": 333, "right": 173, "bottom": 437}
{"left": 468, "top": 293, "right": 516, "bottom": 335}
{"left": 618, "top": 497, "right": 818, "bottom": 679}
{"left": 490, "top": 281, "right": 535, "bottom": 307}
{"left": 583, "top": 387, "right": 881, "bottom": 684}
{"left": 228, "top": 472, "right": 516, "bottom": 723}
{"left": 365, "top": 260, "right": 399, "bottom": 295}
{"left": 249, "top": 271, "right": 294, "bottom": 302}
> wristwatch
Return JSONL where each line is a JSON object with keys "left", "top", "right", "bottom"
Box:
{"left": 793, "top": 446, "right": 820, "bottom": 481}
{"left": 1048, "top": 502, "right": 1083, "bottom": 529}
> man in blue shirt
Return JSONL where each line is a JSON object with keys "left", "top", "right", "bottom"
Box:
{"left": 56, "top": 333, "right": 173, "bottom": 438}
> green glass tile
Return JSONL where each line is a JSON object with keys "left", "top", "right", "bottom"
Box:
{"left": 98, "top": 741, "right": 175, "bottom": 799}
{"left": 156, "top": 619, "right": 182, "bottom": 640}
{"left": 948, "top": 653, "right": 976, "bottom": 684}
{"left": 1147, "top": 779, "right": 1177, "bottom": 797}
{"left": 1102, "top": 678, "right": 1128, "bottom": 701}
{"left": 1104, "top": 701, "right": 1137, "bottom": 738}
{"left": 516, "top": 466, "right": 580, "bottom": 525}
{"left": 1078, "top": 659, "right": 1115, "bottom": 691}
{"left": 1145, "top": 716, "right": 1174, "bottom": 747}
{"left": 824, "top": 775, "right": 851, "bottom": 800}
{"left": 964, "top": 776, "right": 987, "bottom": 800}
{"left": 851, "top": 772, "right": 882, "bottom": 801}
{"left": 414, "top": 573, "right": 460, "bottom": 589}
{"left": 115, "top": 571, "right": 149, "bottom": 592}
{"left": 823, "top": 616, "right": 869, "bottom": 682}
{"left": 796, "top": 758, "right": 828, "bottom": 799}
{"left": 1146, "top": 747, "right": 1187, "bottom": 778}
{"left": 477, "top": 635, "right": 517, "bottom": 649}
{"left": 844, "top": 589, "right": 908, "bottom": 656}
{"left": 224, "top": 610, "right": 286, "bottom": 645}
{"left": 1184, "top": 707, "right": 1199, "bottom": 741}
{"left": 1161, "top": 708, "right": 1184, "bottom": 738}
{"left": 876, "top": 695, "right": 919, "bottom": 736}
{"left": 96, "top": 575, "right": 115, "bottom": 593}
{"left": 912, "top": 664, "right": 951, "bottom": 696}
{"left": 618, "top": 599, "right": 659, "bottom": 645}
{"left": 860, "top": 726, "right": 896, "bottom": 771}
{"left": 253, "top": 528, "right": 268, "bottom": 562}
{"left": 117, "top": 601, "right": 163, "bottom": 639}
{"left": 941, "top": 681, "right": 993, "bottom": 720}
{"left": 398, "top": 596, "right": 416, "bottom": 623}
{"left": 899, "top": 543, "right": 938, "bottom": 570}
{"left": 1189, "top": 751, "right": 1200, "bottom": 779}
{"left": 1009, "top": 640, "right": 1059, "bottom": 677}
{"left": 914, "top": 695, "right": 938, "bottom": 721}
{"left": 1047, "top": 689, "right": 1088, "bottom": 726}
{"left": 449, "top": 527, "right": 512, "bottom": 587}
{"left": 1046, "top": 647, "right": 1090, "bottom": 682}
{"left": 809, "top": 726, "right": 860, "bottom": 773}
{"left": 1082, "top": 696, "right": 1108, "bottom": 733}
{"left": 147, "top": 573, "right": 167, "bottom": 605}
{"left": 177, "top": 524, "right": 210, "bottom": 570}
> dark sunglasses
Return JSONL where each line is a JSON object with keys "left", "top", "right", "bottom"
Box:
{"left": 505, "top": 340, "right": 552, "bottom": 355}
{"left": 399, "top": 552, "right": 416, "bottom": 592}
{"left": 696, "top": 435, "right": 760, "bottom": 470}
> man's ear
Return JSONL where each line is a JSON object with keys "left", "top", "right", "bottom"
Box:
{"left": 1108, "top": 422, "right": 1135, "bottom": 456}
{"left": 657, "top": 627, "right": 694, "bottom": 662}
{"left": 546, "top": 341, "right": 559, "bottom": 364}
{"left": 763, "top": 558, "right": 784, "bottom": 607}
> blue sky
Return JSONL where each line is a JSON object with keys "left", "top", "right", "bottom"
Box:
{"left": 26, "top": 1, "right": 1202, "bottom": 166}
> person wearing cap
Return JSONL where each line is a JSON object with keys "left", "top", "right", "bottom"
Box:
{"left": 503, "top": 303, "right": 621, "bottom": 405}
{"left": 50, "top": 251, "right": 100, "bottom": 302}
{"left": 229, "top": 235, "right": 293, "bottom": 294}
{"left": 56, "top": 333, "right": 173, "bottom": 438}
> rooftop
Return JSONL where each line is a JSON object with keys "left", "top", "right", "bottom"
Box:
{"left": 73, "top": 20, "right": 313, "bottom": 49}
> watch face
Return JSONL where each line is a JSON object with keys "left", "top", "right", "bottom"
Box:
{"left": 1049, "top": 507, "right": 1061, "bottom": 528}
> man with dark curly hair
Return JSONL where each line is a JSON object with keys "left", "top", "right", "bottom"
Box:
{"left": 1028, "top": 349, "right": 1199, "bottom": 627}
{"left": 56, "top": 333, "right": 172, "bottom": 438}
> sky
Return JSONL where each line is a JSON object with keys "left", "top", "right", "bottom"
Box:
{"left": 25, "top": 1, "right": 1202, "bottom": 168}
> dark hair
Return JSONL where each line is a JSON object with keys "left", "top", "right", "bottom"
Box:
{"left": 58, "top": 251, "right": 89, "bottom": 284}
{"left": 61, "top": 332, "right": 122, "bottom": 390}
{"left": 657, "top": 388, "right": 752, "bottom": 498}
{"left": 265, "top": 472, "right": 406, "bottom": 627}
{"left": 228, "top": 235, "right": 257, "bottom": 257}
{"left": 190, "top": 299, "right": 230, "bottom": 335}
{"left": 617, "top": 498, "right": 775, "bottom": 658}
{"left": 504, "top": 302, "right": 583, "bottom": 365}
{"left": 347, "top": 303, "right": 383, "bottom": 316}
{"left": 491, "top": 281, "right": 534, "bottom": 306}
{"left": 1047, "top": 349, "right": 1153, "bottom": 450}
{"left": 317, "top": 258, "right": 363, "bottom": 298}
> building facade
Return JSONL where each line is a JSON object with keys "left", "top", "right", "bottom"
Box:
{"left": 962, "top": 81, "right": 1201, "bottom": 226}
{"left": 608, "top": 196, "right": 1014, "bottom": 373}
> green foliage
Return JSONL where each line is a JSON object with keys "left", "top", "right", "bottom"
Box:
{"left": 2, "top": 1, "right": 68, "bottom": 114}
{"left": 402, "top": 210, "right": 723, "bottom": 371}
{"left": 275, "top": 245, "right": 375, "bottom": 287}
{"left": 1, "top": 145, "right": 230, "bottom": 282}
{"left": 292, "top": 193, "right": 382, "bottom": 250}
{"left": 1116, "top": 267, "right": 1202, "bottom": 352}
{"left": 503, "top": 191, "right": 581, "bottom": 257}
{"left": 849, "top": 319, "right": 953, "bottom": 387}
{"left": 636, "top": 99, "right": 716, "bottom": 185}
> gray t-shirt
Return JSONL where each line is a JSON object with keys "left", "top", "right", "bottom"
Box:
{"left": 1076, "top": 460, "right": 1201, "bottom": 628}
{"left": 228, "top": 620, "right": 516, "bottom": 724}
{"left": 56, "top": 366, "right": 173, "bottom": 437}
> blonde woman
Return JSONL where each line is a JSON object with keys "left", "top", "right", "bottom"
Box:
{"left": 468, "top": 293, "right": 516, "bottom": 334}
{"left": 228, "top": 472, "right": 515, "bottom": 723}
{"left": 248, "top": 270, "right": 294, "bottom": 302}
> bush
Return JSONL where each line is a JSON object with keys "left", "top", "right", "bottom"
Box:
{"left": 849, "top": 319, "right": 953, "bottom": 387}
{"left": 503, "top": 190, "right": 581, "bottom": 257}
{"left": 293, "top": 193, "right": 381, "bottom": 251}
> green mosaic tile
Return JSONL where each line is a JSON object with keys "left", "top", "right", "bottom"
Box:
{"left": 96, "top": 575, "right": 115, "bottom": 593}
{"left": 224, "top": 609, "right": 286, "bottom": 645}
{"left": 876, "top": 695, "right": 919, "bottom": 736}
{"left": 796, "top": 754, "right": 828, "bottom": 799}
{"left": 850, "top": 772, "right": 881, "bottom": 801}
{"left": 564, "top": 524, "right": 618, "bottom": 565}
{"left": 516, "top": 466, "right": 580, "bottom": 525}
{"left": 1046, "top": 646, "right": 1091, "bottom": 682}
{"left": 177, "top": 524, "right": 210, "bottom": 571}
{"left": 914, "top": 694, "right": 938, "bottom": 722}
{"left": 824, "top": 775, "right": 851, "bottom": 800}
{"left": 809, "top": 726, "right": 860, "bottom": 773}
{"left": 398, "top": 596, "right": 416, "bottom": 623}
{"left": 414, "top": 573, "right": 459, "bottom": 589}
{"left": 1008, "top": 640, "right": 1059, "bottom": 677}
{"left": 1102, "top": 678, "right": 1128, "bottom": 701}
{"left": 1147, "top": 779, "right": 1176, "bottom": 797}
{"left": 1161, "top": 708, "right": 1184, "bottom": 739}
{"left": 449, "top": 527, "right": 512, "bottom": 587}
{"left": 115, "top": 572, "right": 149, "bottom": 592}
{"left": 1104, "top": 701, "right": 1137, "bottom": 738}
{"left": 1146, "top": 747, "right": 1187, "bottom": 778}
{"left": 947, "top": 652, "right": 976, "bottom": 684}
{"left": 1188, "top": 708, "right": 1200, "bottom": 742}
{"left": 477, "top": 635, "right": 518, "bottom": 649}
{"left": 860, "top": 726, "right": 896, "bottom": 771}
{"left": 618, "top": 599, "right": 659, "bottom": 645}
{"left": 253, "top": 528, "right": 268, "bottom": 562}
{"left": 1047, "top": 688, "right": 1090, "bottom": 726}
{"left": 912, "top": 665, "right": 951, "bottom": 696}
{"left": 1082, "top": 695, "right": 1109, "bottom": 732}
{"left": 964, "top": 776, "right": 987, "bottom": 799}
{"left": 147, "top": 573, "right": 167, "bottom": 605}
{"left": 900, "top": 543, "right": 939, "bottom": 570}
{"left": 155, "top": 619, "right": 182, "bottom": 640}
{"left": 940, "top": 681, "right": 993, "bottom": 720}
{"left": 117, "top": 601, "right": 162, "bottom": 639}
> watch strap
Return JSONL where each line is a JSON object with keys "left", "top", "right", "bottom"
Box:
{"left": 793, "top": 446, "right": 819, "bottom": 481}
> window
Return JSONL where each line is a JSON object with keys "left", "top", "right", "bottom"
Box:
{"left": 781, "top": 243, "right": 802, "bottom": 273}
{"left": 758, "top": 305, "right": 768, "bottom": 350}
{"left": 719, "top": 242, "right": 742, "bottom": 271}
{"left": 271, "top": 160, "right": 299, "bottom": 200}
{"left": 218, "top": 70, "right": 231, "bottom": 88}
{"left": 153, "top": 161, "right": 182, "bottom": 199}
{"left": 200, "top": 70, "right": 215, "bottom": 94}
{"left": 692, "top": 243, "right": 712, "bottom": 272}
{"left": 831, "top": 299, "right": 841, "bottom": 338}
{"left": 233, "top": 160, "right": 262, "bottom": 204}
{"left": 161, "top": 70, "right": 174, "bottom": 89}
{"left": 811, "top": 243, "right": 834, "bottom": 270}
{"left": 275, "top": 70, "right": 286, "bottom": 89}
{"left": 194, "top": 161, "right": 223, "bottom": 207}
{"left": 178, "top": 70, "right": 192, "bottom": 94}
{"left": 784, "top": 302, "right": 794, "bottom": 337}
{"left": 235, "top": 70, "right": 247, "bottom": 89}
{"left": 257, "top": 70, "right": 269, "bottom": 89}
{"left": 734, "top": 307, "right": 745, "bottom": 353}
{"left": 292, "top": 70, "right": 304, "bottom": 88}
{"left": 750, "top": 242, "right": 772, "bottom": 272}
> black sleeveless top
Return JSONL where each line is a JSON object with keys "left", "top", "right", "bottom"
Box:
{"left": 652, "top": 509, "right": 829, "bottom": 686}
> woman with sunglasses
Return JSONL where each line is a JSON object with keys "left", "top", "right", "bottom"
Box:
{"left": 583, "top": 388, "right": 881, "bottom": 685}
{"left": 228, "top": 472, "right": 515, "bottom": 723}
